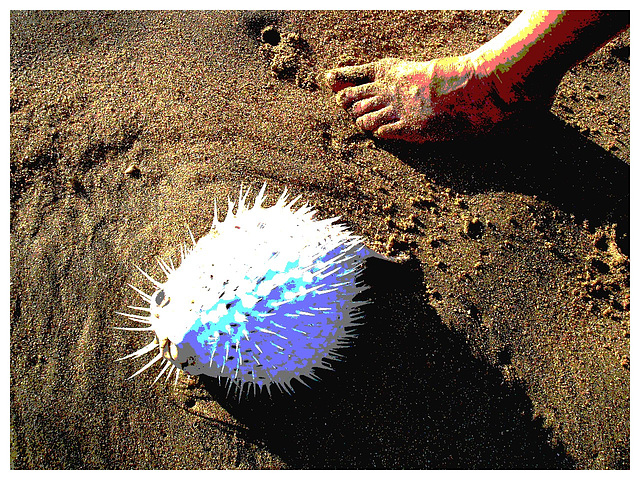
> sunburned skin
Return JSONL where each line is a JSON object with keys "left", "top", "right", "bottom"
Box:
{"left": 325, "top": 10, "right": 629, "bottom": 143}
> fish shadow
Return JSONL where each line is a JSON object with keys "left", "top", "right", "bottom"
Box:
{"left": 200, "top": 256, "right": 574, "bottom": 468}
{"left": 383, "top": 111, "right": 629, "bottom": 255}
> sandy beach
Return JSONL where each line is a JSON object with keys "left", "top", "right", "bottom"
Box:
{"left": 10, "top": 11, "right": 629, "bottom": 469}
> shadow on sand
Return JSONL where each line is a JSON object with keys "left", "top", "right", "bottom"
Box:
{"left": 200, "top": 257, "right": 574, "bottom": 469}
{"left": 198, "top": 113, "right": 628, "bottom": 468}
{"left": 384, "top": 111, "right": 630, "bottom": 255}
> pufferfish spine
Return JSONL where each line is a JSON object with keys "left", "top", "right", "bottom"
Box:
{"left": 116, "top": 183, "right": 380, "bottom": 396}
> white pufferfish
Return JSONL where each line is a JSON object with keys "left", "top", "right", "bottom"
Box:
{"left": 116, "top": 183, "right": 383, "bottom": 396}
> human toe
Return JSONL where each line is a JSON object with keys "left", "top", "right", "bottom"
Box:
{"left": 374, "top": 121, "right": 406, "bottom": 140}
{"left": 355, "top": 105, "right": 398, "bottom": 131}
{"left": 351, "top": 95, "right": 388, "bottom": 116}
{"left": 336, "top": 83, "right": 378, "bottom": 109}
{"left": 375, "top": 121, "right": 428, "bottom": 143}
{"left": 324, "top": 63, "right": 376, "bottom": 92}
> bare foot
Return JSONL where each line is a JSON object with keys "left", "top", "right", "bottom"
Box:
{"left": 325, "top": 12, "right": 629, "bottom": 144}
{"left": 325, "top": 56, "right": 517, "bottom": 143}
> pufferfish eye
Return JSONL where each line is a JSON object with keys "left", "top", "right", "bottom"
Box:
{"left": 153, "top": 289, "right": 170, "bottom": 308}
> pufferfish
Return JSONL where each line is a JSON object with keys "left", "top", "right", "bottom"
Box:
{"left": 116, "top": 183, "right": 382, "bottom": 396}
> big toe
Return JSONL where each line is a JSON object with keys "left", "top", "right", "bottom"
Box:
{"left": 324, "top": 63, "right": 376, "bottom": 92}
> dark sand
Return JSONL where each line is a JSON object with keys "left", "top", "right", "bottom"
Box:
{"left": 10, "top": 11, "right": 629, "bottom": 469}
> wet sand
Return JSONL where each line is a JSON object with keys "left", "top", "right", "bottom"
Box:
{"left": 10, "top": 11, "right": 629, "bottom": 469}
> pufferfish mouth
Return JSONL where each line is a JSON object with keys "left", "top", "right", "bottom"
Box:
{"left": 156, "top": 335, "right": 179, "bottom": 362}
{"left": 151, "top": 289, "right": 177, "bottom": 361}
